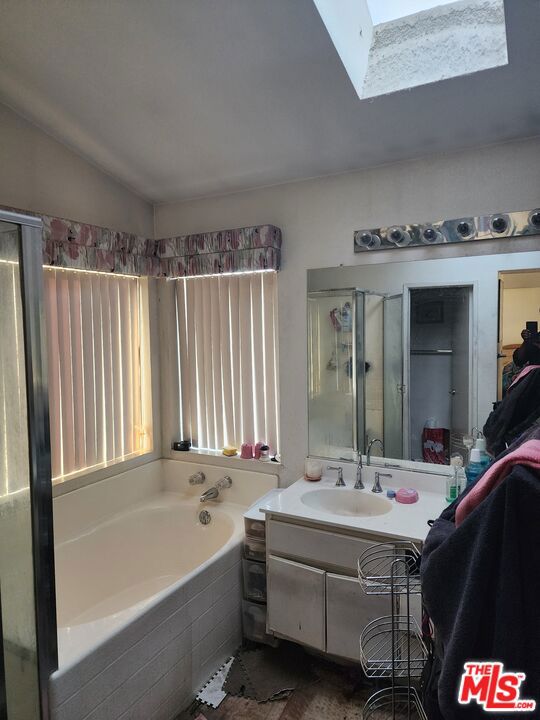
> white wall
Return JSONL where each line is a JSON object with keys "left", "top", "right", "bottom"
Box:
{"left": 156, "top": 136, "right": 540, "bottom": 486}
{"left": 0, "top": 103, "right": 153, "bottom": 236}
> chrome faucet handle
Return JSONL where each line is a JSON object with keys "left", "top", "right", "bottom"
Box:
{"left": 327, "top": 465, "right": 345, "bottom": 487}
{"left": 216, "top": 475, "right": 232, "bottom": 490}
{"left": 189, "top": 471, "right": 206, "bottom": 485}
{"left": 354, "top": 456, "right": 364, "bottom": 490}
{"left": 372, "top": 471, "right": 392, "bottom": 493}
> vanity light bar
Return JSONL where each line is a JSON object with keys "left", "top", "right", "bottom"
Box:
{"left": 354, "top": 208, "right": 540, "bottom": 252}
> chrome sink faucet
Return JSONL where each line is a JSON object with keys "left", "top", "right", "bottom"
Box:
{"left": 372, "top": 471, "right": 392, "bottom": 493}
{"left": 366, "top": 438, "right": 384, "bottom": 466}
{"left": 327, "top": 465, "right": 345, "bottom": 487}
{"left": 200, "top": 475, "right": 232, "bottom": 502}
{"left": 354, "top": 455, "right": 364, "bottom": 490}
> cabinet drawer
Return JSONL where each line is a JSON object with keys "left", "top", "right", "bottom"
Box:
{"left": 267, "top": 555, "right": 326, "bottom": 651}
{"left": 267, "top": 519, "right": 378, "bottom": 574}
{"left": 326, "top": 573, "right": 389, "bottom": 662}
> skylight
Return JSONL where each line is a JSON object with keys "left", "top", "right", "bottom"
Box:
{"left": 313, "top": 0, "right": 508, "bottom": 100}
{"left": 367, "top": 0, "right": 458, "bottom": 25}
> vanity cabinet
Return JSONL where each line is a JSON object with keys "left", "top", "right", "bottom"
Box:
{"left": 266, "top": 518, "right": 389, "bottom": 661}
{"left": 267, "top": 555, "right": 326, "bottom": 651}
{"left": 326, "top": 572, "right": 386, "bottom": 661}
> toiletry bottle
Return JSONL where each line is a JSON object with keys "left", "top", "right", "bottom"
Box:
{"left": 465, "top": 448, "right": 485, "bottom": 487}
{"left": 474, "top": 433, "right": 491, "bottom": 469}
{"left": 446, "top": 454, "right": 466, "bottom": 503}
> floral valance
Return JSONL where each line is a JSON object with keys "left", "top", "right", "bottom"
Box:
{"left": 41, "top": 214, "right": 163, "bottom": 276}
{"left": 1, "top": 205, "right": 282, "bottom": 277}
{"left": 157, "top": 224, "right": 281, "bottom": 277}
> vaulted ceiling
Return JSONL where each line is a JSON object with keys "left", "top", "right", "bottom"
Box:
{"left": 0, "top": 0, "right": 539, "bottom": 203}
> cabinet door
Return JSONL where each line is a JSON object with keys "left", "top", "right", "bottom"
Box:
{"left": 267, "top": 555, "right": 326, "bottom": 651}
{"left": 326, "top": 572, "right": 389, "bottom": 662}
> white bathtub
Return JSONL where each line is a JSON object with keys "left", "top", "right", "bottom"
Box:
{"left": 49, "top": 459, "right": 277, "bottom": 720}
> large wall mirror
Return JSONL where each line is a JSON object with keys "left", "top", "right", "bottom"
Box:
{"left": 307, "top": 249, "right": 540, "bottom": 467}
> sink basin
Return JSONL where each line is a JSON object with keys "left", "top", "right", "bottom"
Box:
{"left": 300, "top": 488, "right": 392, "bottom": 518}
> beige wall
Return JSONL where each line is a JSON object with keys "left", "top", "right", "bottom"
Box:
{"left": 0, "top": 103, "right": 153, "bottom": 236}
{"left": 502, "top": 287, "right": 540, "bottom": 346}
{"left": 155, "top": 136, "right": 540, "bottom": 485}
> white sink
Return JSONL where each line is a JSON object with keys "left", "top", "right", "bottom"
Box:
{"left": 300, "top": 488, "right": 392, "bottom": 518}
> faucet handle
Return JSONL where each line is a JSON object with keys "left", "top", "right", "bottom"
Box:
{"left": 189, "top": 471, "right": 206, "bottom": 485}
{"left": 372, "top": 471, "right": 392, "bottom": 494}
{"left": 327, "top": 465, "right": 345, "bottom": 487}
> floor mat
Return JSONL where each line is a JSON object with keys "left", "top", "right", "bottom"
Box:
{"left": 196, "top": 657, "right": 235, "bottom": 708}
{"left": 222, "top": 655, "right": 255, "bottom": 698}
{"left": 237, "top": 645, "right": 317, "bottom": 703}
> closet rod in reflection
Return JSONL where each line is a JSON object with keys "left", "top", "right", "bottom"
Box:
{"left": 411, "top": 349, "right": 453, "bottom": 355}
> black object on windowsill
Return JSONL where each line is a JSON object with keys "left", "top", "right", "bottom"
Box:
{"left": 172, "top": 440, "right": 191, "bottom": 451}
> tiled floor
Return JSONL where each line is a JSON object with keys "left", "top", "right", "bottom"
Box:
{"left": 179, "top": 648, "right": 373, "bottom": 720}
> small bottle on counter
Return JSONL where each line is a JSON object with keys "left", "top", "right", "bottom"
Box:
{"left": 446, "top": 453, "right": 465, "bottom": 503}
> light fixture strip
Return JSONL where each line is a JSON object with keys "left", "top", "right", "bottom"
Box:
{"left": 354, "top": 208, "right": 540, "bottom": 252}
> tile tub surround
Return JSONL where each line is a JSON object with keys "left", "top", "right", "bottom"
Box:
{"left": 50, "top": 459, "right": 277, "bottom": 720}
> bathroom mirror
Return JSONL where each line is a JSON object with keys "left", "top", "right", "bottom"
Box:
{"left": 307, "top": 249, "right": 540, "bottom": 467}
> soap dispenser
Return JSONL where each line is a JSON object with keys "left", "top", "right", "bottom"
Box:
{"left": 465, "top": 448, "right": 485, "bottom": 487}
{"left": 474, "top": 432, "right": 491, "bottom": 469}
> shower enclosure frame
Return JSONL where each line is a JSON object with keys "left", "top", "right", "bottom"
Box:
{"left": 0, "top": 209, "right": 58, "bottom": 720}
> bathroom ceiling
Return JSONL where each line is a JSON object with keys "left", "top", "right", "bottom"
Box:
{"left": 0, "top": 0, "right": 539, "bottom": 203}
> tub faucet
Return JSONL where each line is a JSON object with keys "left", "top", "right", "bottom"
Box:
{"left": 366, "top": 438, "right": 384, "bottom": 466}
{"left": 189, "top": 471, "right": 206, "bottom": 485}
{"left": 200, "top": 486, "right": 219, "bottom": 502}
{"left": 200, "top": 476, "right": 232, "bottom": 503}
{"left": 327, "top": 465, "right": 345, "bottom": 487}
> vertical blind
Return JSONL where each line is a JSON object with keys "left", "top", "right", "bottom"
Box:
{"left": 174, "top": 271, "right": 279, "bottom": 453}
{"left": 43, "top": 268, "right": 152, "bottom": 480}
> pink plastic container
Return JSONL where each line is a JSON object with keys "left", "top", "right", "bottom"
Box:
{"left": 240, "top": 443, "right": 253, "bottom": 459}
{"left": 396, "top": 488, "right": 419, "bottom": 504}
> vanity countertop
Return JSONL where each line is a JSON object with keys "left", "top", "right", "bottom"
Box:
{"left": 262, "top": 472, "right": 447, "bottom": 543}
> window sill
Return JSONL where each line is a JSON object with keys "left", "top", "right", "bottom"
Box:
{"left": 52, "top": 451, "right": 159, "bottom": 497}
{"left": 168, "top": 447, "right": 282, "bottom": 475}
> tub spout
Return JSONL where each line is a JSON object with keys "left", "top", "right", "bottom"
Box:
{"left": 199, "top": 476, "right": 232, "bottom": 503}
{"left": 200, "top": 487, "right": 219, "bottom": 503}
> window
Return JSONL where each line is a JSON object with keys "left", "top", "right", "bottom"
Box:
{"left": 43, "top": 267, "right": 152, "bottom": 481}
{"left": 313, "top": 0, "right": 507, "bottom": 100}
{"left": 174, "top": 271, "right": 279, "bottom": 454}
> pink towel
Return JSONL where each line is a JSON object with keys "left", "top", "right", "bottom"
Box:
{"left": 509, "top": 364, "right": 540, "bottom": 389}
{"left": 456, "top": 439, "right": 540, "bottom": 526}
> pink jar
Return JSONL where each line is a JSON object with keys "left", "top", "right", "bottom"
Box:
{"left": 240, "top": 443, "right": 253, "bottom": 460}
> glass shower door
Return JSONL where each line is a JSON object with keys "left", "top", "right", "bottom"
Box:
{"left": 308, "top": 290, "right": 361, "bottom": 460}
{"left": 0, "top": 213, "right": 56, "bottom": 720}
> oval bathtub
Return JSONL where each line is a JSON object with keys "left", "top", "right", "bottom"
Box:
{"left": 56, "top": 493, "right": 243, "bottom": 664}
{"left": 49, "top": 459, "right": 277, "bottom": 720}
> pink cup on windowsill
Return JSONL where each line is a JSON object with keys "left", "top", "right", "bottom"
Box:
{"left": 240, "top": 443, "right": 253, "bottom": 459}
